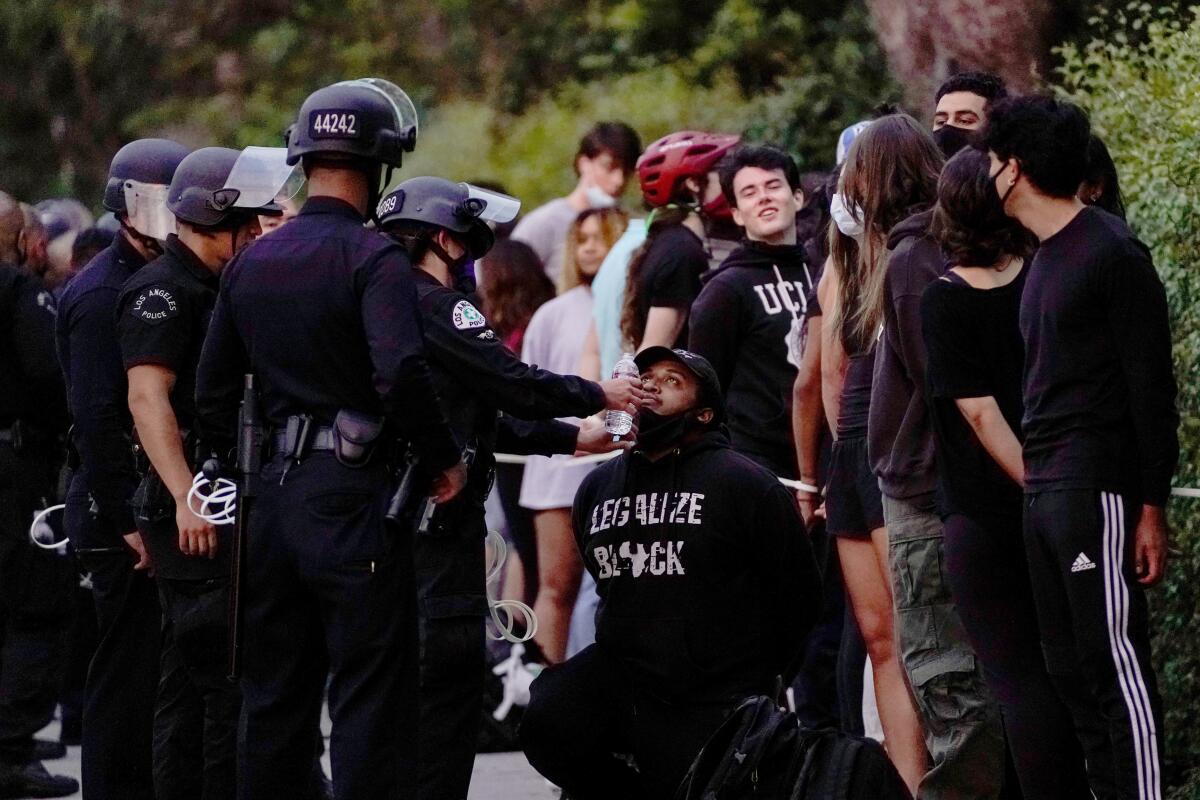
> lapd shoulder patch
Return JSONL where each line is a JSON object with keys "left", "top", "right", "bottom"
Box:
{"left": 309, "top": 109, "right": 361, "bottom": 139}
{"left": 451, "top": 300, "right": 486, "bottom": 330}
{"left": 130, "top": 286, "right": 180, "bottom": 325}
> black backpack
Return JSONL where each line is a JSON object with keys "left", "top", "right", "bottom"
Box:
{"left": 674, "top": 695, "right": 912, "bottom": 800}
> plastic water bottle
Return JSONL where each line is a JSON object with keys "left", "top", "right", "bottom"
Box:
{"left": 604, "top": 352, "right": 639, "bottom": 438}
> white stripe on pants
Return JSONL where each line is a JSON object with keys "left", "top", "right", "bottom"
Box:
{"left": 1101, "top": 492, "right": 1161, "bottom": 800}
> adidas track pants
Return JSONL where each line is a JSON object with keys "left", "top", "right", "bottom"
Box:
{"left": 1023, "top": 489, "right": 1163, "bottom": 800}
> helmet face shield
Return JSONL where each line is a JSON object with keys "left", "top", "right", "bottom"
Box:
{"left": 123, "top": 180, "right": 176, "bottom": 241}
{"left": 220, "top": 146, "right": 304, "bottom": 211}
{"left": 461, "top": 184, "right": 520, "bottom": 224}
{"left": 334, "top": 78, "right": 419, "bottom": 152}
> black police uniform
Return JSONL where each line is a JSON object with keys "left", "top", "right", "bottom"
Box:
{"left": 401, "top": 270, "right": 605, "bottom": 799}
{"left": 115, "top": 233, "right": 238, "bottom": 800}
{"left": 0, "top": 264, "right": 74, "bottom": 772}
{"left": 55, "top": 233, "right": 160, "bottom": 800}
{"left": 195, "top": 196, "right": 461, "bottom": 800}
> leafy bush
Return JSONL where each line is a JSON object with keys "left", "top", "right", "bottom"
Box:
{"left": 1058, "top": 5, "right": 1200, "bottom": 795}
{"left": 401, "top": 2, "right": 897, "bottom": 206}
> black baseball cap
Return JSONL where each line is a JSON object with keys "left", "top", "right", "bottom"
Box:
{"left": 634, "top": 347, "right": 725, "bottom": 423}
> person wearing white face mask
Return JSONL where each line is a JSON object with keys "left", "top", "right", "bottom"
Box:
{"left": 511, "top": 122, "right": 641, "bottom": 285}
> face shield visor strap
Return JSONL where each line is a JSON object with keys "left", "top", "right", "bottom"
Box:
{"left": 365, "top": 163, "right": 392, "bottom": 225}
{"left": 427, "top": 233, "right": 469, "bottom": 274}
{"left": 123, "top": 180, "right": 176, "bottom": 242}
{"left": 459, "top": 184, "right": 520, "bottom": 224}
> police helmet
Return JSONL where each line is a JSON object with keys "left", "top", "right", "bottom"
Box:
{"left": 35, "top": 198, "right": 94, "bottom": 241}
{"left": 103, "top": 138, "right": 191, "bottom": 215}
{"left": 285, "top": 78, "right": 419, "bottom": 168}
{"left": 375, "top": 177, "right": 520, "bottom": 259}
{"left": 168, "top": 147, "right": 298, "bottom": 228}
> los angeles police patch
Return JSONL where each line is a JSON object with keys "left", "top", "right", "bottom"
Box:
{"left": 131, "top": 287, "right": 179, "bottom": 325}
{"left": 452, "top": 300, "right": 486, "bottom": 330}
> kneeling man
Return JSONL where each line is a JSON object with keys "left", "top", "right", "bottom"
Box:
{"left": 520, "top": 347, "right": 821, "bottom": 799}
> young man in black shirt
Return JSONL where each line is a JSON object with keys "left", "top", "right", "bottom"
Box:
{"left": 922, "top": 147, "right": 1090, "bottom": 799}
{"left": 688, "top": 144, "right": 813, "bottom": 479}
{"left": 984, "top": 94, "right": 1178, "bottom": 800}
{"left": 520, "top": 348, "right": 820, "bottom": 800}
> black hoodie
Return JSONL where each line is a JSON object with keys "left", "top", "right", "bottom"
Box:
{"left": 572, "top": 428, "right": 821, "bottom": 705}
{"left": 867, "top": 208, "right": 944, "bottom": 500}
{"left": 688, "top": 240, "right": 815, "bottom": 478}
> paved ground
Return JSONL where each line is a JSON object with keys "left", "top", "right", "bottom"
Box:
{"left": 34, "top": 717, "right": 556, "bottom": 800}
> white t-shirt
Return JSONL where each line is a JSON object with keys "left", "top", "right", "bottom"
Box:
{"left": 511, "top": 198, "right": 578, "bottom": 285}
{"left": 518, "top": 286, "right": 597, "bottom": 510}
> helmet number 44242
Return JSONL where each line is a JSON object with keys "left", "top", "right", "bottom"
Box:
{"left": 309, "top": 111, "right": 359, "bottom": 138}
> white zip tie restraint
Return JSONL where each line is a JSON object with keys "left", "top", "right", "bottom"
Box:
{"left": 29, "top": 504, "right": 68, "bottom": 551}
{"left": 485, "top": 529, "right": 538, "bottom": 644}
{"left": 187, "top": 472, "right": 238, "bottom": 526}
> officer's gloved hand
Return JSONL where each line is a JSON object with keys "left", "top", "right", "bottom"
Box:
{"left": 575, "top": 414, "right": 635, "bottom": 456}
{"left": 599, "top": 375, "right": 651, "bottom": 413}
{"left": 430, "top": 459, "right": 468, "bottom": 505}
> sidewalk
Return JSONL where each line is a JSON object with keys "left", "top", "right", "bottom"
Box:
{"left": 34, "top": 718, "right": 555, "bottom": 800}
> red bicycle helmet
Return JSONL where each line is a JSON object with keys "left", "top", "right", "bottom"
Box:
{"left": 636, "top": 131, "right": 741, "bottom": 215}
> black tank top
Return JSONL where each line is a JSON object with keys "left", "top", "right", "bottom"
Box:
{"left": 837, "top": 348, "right": 874, "bottom": 439}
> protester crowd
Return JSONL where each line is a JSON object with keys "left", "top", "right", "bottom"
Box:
{"left": 0, "top": 67, "right": 1179, "bottom": 800}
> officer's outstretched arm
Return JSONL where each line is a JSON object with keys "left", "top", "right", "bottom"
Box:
{"left": 426, "top": 294, "right": 630, "bottom": 421}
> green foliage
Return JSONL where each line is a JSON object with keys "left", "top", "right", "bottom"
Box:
{"left": 0, "top": 0, "right": 896, "bottom": 208}
{"left": 1058, "top": 5, "right": 1200, "bottom": 793}
{"left": 405, "top": 1, "right": 896, "bottom": 205}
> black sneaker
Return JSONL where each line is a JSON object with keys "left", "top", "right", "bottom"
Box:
{"left": 31, "top": 739, "right": 67, "bottom": 761}
{"left": 0, "top": 760, "right": 79, "bottom": 798}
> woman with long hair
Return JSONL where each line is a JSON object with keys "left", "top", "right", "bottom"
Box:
{"left": 821, "top": 114, "right": 942, "bottom": 793}
{"left": 519, "top": 208, "right": 628, "bottom": 661}
{"left": 477, "top": 239, "right": 556, "bottom": 355}
{"left": 923, "top": 147, "right": 1089, "bottom": 798}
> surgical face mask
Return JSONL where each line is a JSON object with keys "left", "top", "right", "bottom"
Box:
{"left": 830, "top": 192, "right": 864, "bottom": 239}
{"left": 584, "top": 184, "right": 618, "bottom": 209}
{"left": 123, "top": 181, "right": 176, "bottom": 242}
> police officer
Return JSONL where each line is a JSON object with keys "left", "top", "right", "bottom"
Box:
{"left": 56, "top": 138, "right": 190, "bottom": 800}
{"left": 194, "top": 78, "right": 467, "bottom": 800}
{"left": 0, "top": 194, "right": 76, "bottom": 799}
{"left": 375, "top": 177, "right": 648, "bottom": 800}
{"left": 116, "top": 146, "right": 291, "bottom": 800}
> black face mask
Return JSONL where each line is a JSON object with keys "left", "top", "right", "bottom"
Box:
{"left": 428, "top": 236, "right": 475, "bottom": 293}
{"left": 989, "top": 160, "right": 1019, "bottom": 212}
{"left": 636, "top": 408, "right": 705, "bottom": 453}
{"left": 933, "top": 124, "right": 975, "bottom": 159}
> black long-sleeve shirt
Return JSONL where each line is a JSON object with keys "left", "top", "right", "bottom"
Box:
{"left": 55, "top": 235, "right": 146, "bottom": 534}
{"left": 1019, "top": 206, "right": 1178, "bottom": 505}
{"left": 868, "top": 208, "right": 943, "bottom": 500}
{"left": 1, "top": 264, "right": 66, "bottom": 433}
{"left": 195, "top": 197, "right": 458, "bottom": 472}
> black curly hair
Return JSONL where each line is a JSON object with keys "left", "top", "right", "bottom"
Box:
{"left": 935, "top": 71, "right": 1008, "bottom": 103}
{"left": 981, "top": 94, "right": 1092, "bottom": 199}
{"left": 932, "top": 147, "right": 1035, "bottom": 267}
